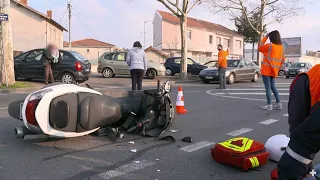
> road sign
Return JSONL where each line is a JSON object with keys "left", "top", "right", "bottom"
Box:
{"left": 0, "top": 13, "right": 8, "bottom": 21}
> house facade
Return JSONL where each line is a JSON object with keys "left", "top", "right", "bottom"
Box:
{"left": 145, "top": 46, "right": 169, "bottom": 64}
{"left": 63, "top": 38, "right": 116, "bottom": 65}
{"left": 153, "top": 10, "right": 244, "bottom": 64}
{"left": 11, "top": 0, "right": 67, "bottom": 52}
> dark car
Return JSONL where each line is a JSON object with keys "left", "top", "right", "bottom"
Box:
{"left": 199, "top": 59, "right": 260, "bottom": 84}
{"left": 204, "top": 60, "right": 218, "bottom": 68}
{"left": 14, "top": 49, "right": 91, "bottom": 84}
{"left": 278, "top": 62, "right": 292, "bottom": 76}
{"left": 164, "top": 57, "right": 207, "bottom": 76}
{"left": 285, "top": 62, "right": 312, "bottom": 78}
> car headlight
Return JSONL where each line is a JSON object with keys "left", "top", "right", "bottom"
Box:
{"left": 199, "top": 70, "right": 206, "bottom": 75}
{"left": 299, "top": 69, "right": 305, "bottom": 72}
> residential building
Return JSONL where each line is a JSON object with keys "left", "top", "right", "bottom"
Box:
{"left": 153, "top": 10, "right": 244, "bottom": 64}
{"left": 63, "top": 38, "right": 116, "bottom": 64}
{"left": 11, "top": 0, "right": 67, "bottom": 52}
{"left": 145, "top": 46, "right": 169, "bottom": 64}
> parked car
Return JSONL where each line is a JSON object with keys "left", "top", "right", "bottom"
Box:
{"left": 97, "top": 51, "right": 165, "bottom": 79}
{"left": 14, "top": 49, "right": 91, "bottom": 84}
{"left": 286, "top": 62, "right": 313, "bottom": 78}
{"left": 199, "top": 59, "right": 260, "bottom": 84}
{"left": 204, "top": 60, "right": 218, "bottom": 68}
{"left": 278, "top": 62, "right": 292, "bottom": 76}
{"left": 164, "top": 57, "right": 207, "bottom": 76}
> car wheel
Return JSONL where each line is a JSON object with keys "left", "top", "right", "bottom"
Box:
{"left": 227, "top": 73, "right": 235, "bottom": 84}
{"left": 165, "top": 68, "right": 172, "bottom": 76}
{"left": 252, "top": 73, "right": 259, "bottom": 82}
{"left": 146, "top": 69, "right": 156, "bottom": 79}
{"left": 61, "top": 73, "right": 75, "bottom": 84}
{"left": 278, "top": 70, "right": 285, "bottom": 76}
{"left": 102, "top": 68, "right": 114, "bottom": 78}
{"left": 286, "top": 76, "right": 289, "bottom": 79}
{"left": 202, "top": 80, "right": 210, "bottom": 84}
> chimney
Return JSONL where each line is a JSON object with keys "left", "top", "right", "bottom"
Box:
{"left": 47, "top": 10, "right": 52, "bottom": 19}
{"left": 20, "top": 0, "right": 28, "bottom": 5}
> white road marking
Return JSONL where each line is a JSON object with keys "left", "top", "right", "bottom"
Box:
{"left": 260, "top": 119, "right": 279, "bottom": 125}
{"left": 0, "top": 107, "right": 8, "bottom": 110}
{"left": 283, "top": 113, "right": 289, "bottom": 117}
{"left": 206, "top": 89, "right": 289, "bottom": 103}
{"left": 252, "top": 85, "right": 290, "bottom": 88}
{"left": 227, "top": 128, "right": 253, "bottom": 136}
{"left": 180, "top": 141, "right": 215, "bottom": 152}
{"left": 214, "top": 92, "right": 289, "bottom": 95}
{"left": 218, "top": 88, "right": 288, "bottom": 91}
{"left": 66, "top": 155, "right": 112, "bottom": 165}
{"left": 98, "top": 160, "right": 154, "bottom": 179}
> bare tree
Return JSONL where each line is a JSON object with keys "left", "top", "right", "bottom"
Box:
{"left": 208, "top": 0, "right": 310, "bottom": 66}
{"left": 165, "top": 36, "right": 179, "bottom": 55}
{"left": 156, "top": 0, "right": 203, "bottom": 79}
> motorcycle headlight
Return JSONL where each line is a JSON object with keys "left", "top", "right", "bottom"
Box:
{"left": 163, "top": 81, "right": 171, "bottom": 93}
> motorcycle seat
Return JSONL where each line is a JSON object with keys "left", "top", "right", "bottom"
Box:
{"left": 79, "top": 94, "right": 122, "bottom": 130}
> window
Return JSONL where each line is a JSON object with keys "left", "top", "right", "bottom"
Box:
{"left": 238, "top": 60, "right": 245, "bottom": 67}
{"left": 60, "top": 52, "right": 71, "bottom": 61}
{"left": 70, "top": 51, "right": 86, "bottom": 61}
{"left": 15, "top": 52, "right": 29, "bottom": 61}
{"left": 227, "top": 60, "right": 240, "bottom": 67}
{"left": 236, "top": 40, "right": 242, "bottom": 49}
{"left": 115, "top": 53, "right": 126, "bottom": 61}
{"left": 245, "top": 60, "right": 256, "bottom": 67}
{"left": 223, "top": 38, "right": 230, "bottom": 47}
{"left": 216, "top": 37, "right": 221, "bottom": 45}
{"left": 187, "top": 59, "right": 195, "bottom": 65}
{"left": 87, "top": 49, "right": 90, "bottom": 53}
{"left": 25, "top": 50, "right": 44, "bottom": 61}
{"left": 174, "top": 59, "right": 181, "bottom": 64}
{"left": 187, "top": 30, "right": 192, "bottom": 39}
{"left": 209, "top": 35, "right": 213, "bottom": 44}
{"left": 104, "top": 53, "right": 116, "bottom": 60}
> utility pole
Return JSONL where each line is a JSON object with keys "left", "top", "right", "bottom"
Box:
{"left": 143, "top": 21, "right": 152, "bottom": 48}
{"left": 68, "top": 2, "right": 71, "bottom": 48}
{"left": 0, "top": 0, "right": 15, "bottom": 86}
{"left": 45, "top": 0, "right": 48, "bottom": 46}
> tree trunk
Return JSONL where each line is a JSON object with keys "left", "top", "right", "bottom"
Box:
{"left": 0, "top": 0, "right": 15, "bottom": 86}
{"left": 256, "top": 33, "right": 263, "bottom": 67}
{"left": 179, "top": 15, "right": 188, "bottom": 80}
{"left": 251, "top": 42, "right": 255, "bottom": 60}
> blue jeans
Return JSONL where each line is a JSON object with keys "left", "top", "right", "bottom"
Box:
{"left": 262, "top": 75, "right": 280, "bottom": 104}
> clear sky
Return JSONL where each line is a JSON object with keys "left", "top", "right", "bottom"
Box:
{"left": 27, "top": 0, "right": 320, "bottom": 52}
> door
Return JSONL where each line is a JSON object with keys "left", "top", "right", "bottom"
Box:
{"left": 20, "top": 49, "right": 44, "bottom": 79}
{"left": 51, "top": 51, "right": 73, "bottom": 79}
{"left": 235, "top": 60, "right": 248, "bottom": 80}
{"left": 187, "top": 58, "right": 201, "bottom": 75}
{"left": 244, "top": 60, "right": 257, "bottom": 79}
{"left": 172, "top": 58, "right": 181, "bottom": 74}
{"left": 103, "top": 53, "right": 117, "bottom": 73}
{"left": 113, "top": 52, "right": 129, "bottom": 75}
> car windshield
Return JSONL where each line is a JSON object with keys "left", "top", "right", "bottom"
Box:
{"left": 227, "top": 60, "right": 240, "bottom": 67}
{"left": 291, "top": 63, "right": 305, "bottom": 68}
{"left": 70, "top": 51, "right": 86, "bottom": 61}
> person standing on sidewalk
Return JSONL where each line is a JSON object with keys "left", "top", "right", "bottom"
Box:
{"left": 216, "top": 44, "right": 228, "bottom": 89}
{"left": 41, "top": 43, "right": 55, "bottom": 85}
{"left": 126, "top": 41, "right": 147, "bottom": 90}
{"left": 258, "top": 30, "right": 284, "bottom": 110}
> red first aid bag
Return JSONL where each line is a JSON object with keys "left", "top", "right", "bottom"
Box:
{"left": 271, "top": 168, "right": 278, "bottom": 180}
{"left": 211, "top": 137, "right": 269, "bottom": 171}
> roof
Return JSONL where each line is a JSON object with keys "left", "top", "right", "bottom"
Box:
{"left": 63, "top": 39, "right": 116, "bottom": 47}
{"left": 11, "top": 0, "right": 67, "bottom": 31}
{"left": 145, "top": 46, "right": 169, "bottom": 58}
{"left": 157, "top": 10, "right": 242, "bottom": 37}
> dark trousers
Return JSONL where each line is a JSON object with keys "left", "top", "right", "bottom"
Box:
{"left": 130, "top": 69, "right": 144, "bottom": 90}
{"left": 277, "top": 152, "right": 313, "bottom": 180}
{"left": 219, "top": 67, "right": 226, "bottom": 89}
{"left": 44, "top": 64, "right": 54, "bottom": 84}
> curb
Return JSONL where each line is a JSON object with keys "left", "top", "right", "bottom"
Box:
{"left": 0, "top": 87, "right": 42, "bottom": 94}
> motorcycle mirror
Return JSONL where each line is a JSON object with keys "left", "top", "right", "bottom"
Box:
{"left": 163, "top": 81, "right": 171, "bottom": 93}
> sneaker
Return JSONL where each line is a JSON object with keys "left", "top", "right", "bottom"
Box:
{"left": 260, "top": 104, "right": 273, "bottom": 111}
{"left": 273, "top": 103, "right": 282, "bottom": 110}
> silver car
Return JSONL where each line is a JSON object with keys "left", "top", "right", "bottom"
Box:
{"left": 97, "top": 51, "right": 166, "bottom": 79}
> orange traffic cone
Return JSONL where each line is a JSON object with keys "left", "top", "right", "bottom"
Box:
{"left": 176, "top": 86, "right": 188, "bottom": 114}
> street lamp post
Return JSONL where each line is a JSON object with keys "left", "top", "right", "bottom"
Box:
{"left": 144, "top": 21, "right": 152, "bottom": 48}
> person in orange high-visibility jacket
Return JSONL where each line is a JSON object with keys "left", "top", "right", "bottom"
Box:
{"left": 277, "top": 64, "right": 320, "bottom": 180}
{"left": 216, "top": 44, "right": 229, "bottom": 89}
{"left": 258, "top": 30, "right": 285, "bottom": 110}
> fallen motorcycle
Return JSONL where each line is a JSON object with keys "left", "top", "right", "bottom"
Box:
{"left": 8, "top": 80, "right": 174, "bottom": 140}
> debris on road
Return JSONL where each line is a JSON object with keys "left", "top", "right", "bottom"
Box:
{"left": 134, "top": 161, "right": 140, "bottom": 163}
{"left": 128, "top": 141, "right": 135, "bottom": 144}
{"left": 181, "top": 136, "right": 192, "bottom": 143}
{"left": 130, "top": 149, "right": 137, "bottom": 153}
{"left": 157, "top": 169, "right": 160, "bottom": 172}
{"left": 119, "top": 134, "right": 124, "bottom": 138}
{"left": 170, "top": 129, "right": 179, "bottom": 133}
{"left": 156, "top": 159, "right": 160, "bottom": 161}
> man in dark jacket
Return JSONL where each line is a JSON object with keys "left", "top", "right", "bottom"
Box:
{"left": 278, "top": 64, "right": 320, "bottom": 179}
{"left": 41, "top": 44, "right": 55, "bottom": 84}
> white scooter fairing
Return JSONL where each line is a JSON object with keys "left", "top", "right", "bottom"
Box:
{"left": 265, "top": 134, "right": 290, "bottom": 162}
{"left": 21, "top": 84, "right": 102, "bottom": 138}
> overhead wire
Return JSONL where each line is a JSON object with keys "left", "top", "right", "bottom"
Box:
{"left": 71, "top": 7, "right": 98, "bottom": 39}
